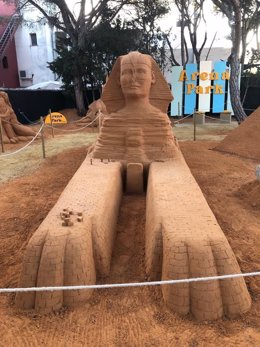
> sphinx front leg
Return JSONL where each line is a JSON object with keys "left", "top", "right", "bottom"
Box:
{"left": 16, "top": 160, "right": 123, "bottom": 312}
{"left": 146, "top": 160, "right": 251, "bottom": 321}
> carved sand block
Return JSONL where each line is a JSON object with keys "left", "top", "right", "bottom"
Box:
{"left": 146, "top": 158, "right": 252, "bottom": 320}
{"left": 16, "top": 160, "right": 122, "bottom": 312}
{"left": 126, "top": 163, "right": 144, "bottom": 194}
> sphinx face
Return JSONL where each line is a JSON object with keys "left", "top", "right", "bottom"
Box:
{"left": 120, "top": 54, "right": 155, "bottom": 99}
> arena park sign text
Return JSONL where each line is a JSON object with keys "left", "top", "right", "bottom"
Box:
{"left": 179, "top": 70, "right": 230, "bottom": 94}
{"left": 45, "top": 112, "right": 67, "bottom": 124}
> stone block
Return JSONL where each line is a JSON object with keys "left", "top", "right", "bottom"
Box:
{"left": 126, "top": 163, "right": 144, "bottom": 194}
{"left": 193, "top": 112, "right": 205, "bottom": 124}
{"left": 220, "top": 112, "right": 232, "bottom": 123}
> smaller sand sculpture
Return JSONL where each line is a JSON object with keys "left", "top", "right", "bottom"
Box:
{"left": 0, "top": 91, "right": 36, "bottom": 143}
{"left": 77, "top": 99, "right": 107, "bottom": 127}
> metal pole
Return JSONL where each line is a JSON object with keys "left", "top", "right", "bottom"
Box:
{"left": 40, "top": 117, "right": 46, "bottom": 158}
{"left": 0, "top": 118, "right": 5, "bottom": 153}
{"left": 193, "top": 111, "right": 197, "bottom": 141}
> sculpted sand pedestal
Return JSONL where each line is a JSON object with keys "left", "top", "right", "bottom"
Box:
{"left": 16, "top": 52, "right": 251, "bottom": 320}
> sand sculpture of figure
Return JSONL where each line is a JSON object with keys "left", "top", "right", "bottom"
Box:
{"left": 78, "top": 99, "right": 107, "bottom": 127}
{"left": 16, "top": 52, "right": 251, "bottom": 321}
{"left": 0, "top": 91, "right": 36, "bottom": 143}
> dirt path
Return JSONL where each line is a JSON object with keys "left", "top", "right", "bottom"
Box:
{"left": 0, "top": 139, "right": 259, "bottom": 346}
{"left": 108, "top": 195, "right": 146, "bottom": 284}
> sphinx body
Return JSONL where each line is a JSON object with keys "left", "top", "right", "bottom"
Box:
{"left": 92, "top": 104, "right": 179, "bottom": 163}
{"left": 16, "top": 52, "right": 251, "bottom": 320}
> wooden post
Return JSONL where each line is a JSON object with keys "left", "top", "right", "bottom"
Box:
{"left": 40, "top": 117, "right": 46, "bottom": 158}
{"left": 0, "top": 118, "right": 5, "bottom": 153}
{"left": 193, "top": 111, "right": 197, "bottom": 141}
{"left": 98, "top": 110, "right": 102, "bottom": 133}
{"left": 49, "top": 108, "right": 54, "bottom": 138}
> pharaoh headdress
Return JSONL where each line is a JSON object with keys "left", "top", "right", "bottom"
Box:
{"left": 101, "top": 52, "right": 173, "bottom": 114}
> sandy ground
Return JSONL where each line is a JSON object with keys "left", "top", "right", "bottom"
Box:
{"left": 0, "top": 114, "right": 259, "bottom": 346}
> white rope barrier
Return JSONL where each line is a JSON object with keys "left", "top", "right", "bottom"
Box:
{"left": 0, "top": 271, "right": 259, "bottom": 294}
{"left": 68, "top": 113, "right": 92, "bottom": 123}
{"left": 0, "top": 124, "right": 44, "bottom": 158}
{"left": 45, "top": 113, "right": 101, "bottom": 132}
{"left": 173, "top": 113, "right": 193, "bottom": 124}
{"left": 205, "top": 115, "right": 219, "bottom": 121}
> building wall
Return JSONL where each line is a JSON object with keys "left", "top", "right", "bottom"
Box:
{"left": 0, "top": 0, "right": 19, "bottom": 87}
{"left": 15, "top": 18, "right": 56, "bottom": 87}
{"left": 0, "top": 40, "right": 20, "bottom": 87}
{"left": 164, "top": 47, "right": 231, "bottom": 83}
{"left": 0, "top": 0, "right": 15, "bottom": 16}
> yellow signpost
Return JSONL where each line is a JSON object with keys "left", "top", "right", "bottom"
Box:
{"left": 45, "top": 112, "right": 67, "bottom": 124}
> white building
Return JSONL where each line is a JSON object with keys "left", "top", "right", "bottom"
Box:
{"left": 14, "top": 6, "right": 58, "bottom": 87}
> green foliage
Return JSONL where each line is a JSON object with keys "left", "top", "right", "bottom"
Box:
{"left": 48, "top": 1, "right": 170, "bottom": 95}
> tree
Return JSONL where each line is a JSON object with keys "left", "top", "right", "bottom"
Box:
{"left": 48, "top": 15, "right": 142, "bottom": 105}
{"left": 239, "top": 0, "right": 260, "bottom": 73}
{"left": 129, "top": 0, "right": 170, "bottom": 70}
{"left": 12, "top": 0, "right": 170, "bottom": 115}
{"left": 212, "top": 0, "right": 248, "bottom": 122}
{"left": 48, "top": 0, "right": 170, "bottom": 106}
{"left": 178, "top": 0, "right": 207, "bottom": 64}
{"left": 9, "top": 1, "right": 137, "bottom": 115}
{"left": 165, "top": 0, "right": 208, "bottom": 67}
{"left": 213, "top": 0, "right": 260, "bottom": 72}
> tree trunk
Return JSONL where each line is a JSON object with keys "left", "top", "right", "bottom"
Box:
{"left": 73, "top": 75, "right": 86, "bottom": 116}
{"left": 229, "top": 54, "right": 247, "bottom": 123}
{"left": 228, "top": 0, "right": 247, "bottom": 123}
{"left": 180, "top": 0, "right": 185, "bottom": 66}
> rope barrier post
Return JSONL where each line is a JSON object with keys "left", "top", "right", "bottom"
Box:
{"left": 193, "top": 109, "right": 197, "bottom": 141}
{"left": 178, "top": 102, "right": 180, "bottom": 117}
{"left": 0, "top": 118, "right": 5, "bottom": 153}
{"left": 40, "top": 117, "right": 46, "bottom": 159}
{"left": 98, "top": 110, "right": 101, "bottom": 133}
{"left": 49, "top": 108, "right": 54, "bottom": 138}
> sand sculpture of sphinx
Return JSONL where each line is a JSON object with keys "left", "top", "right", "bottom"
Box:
{"left": 0, "top": 92, "right": 36, "bottom": 143}
{"left": 15, "top": 52, "right": 251, "bottom": 321}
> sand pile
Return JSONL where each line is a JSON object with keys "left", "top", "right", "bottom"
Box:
{"left": 215, "top": 107, "right": 260, "bottom": 160}
{"left": 58, "top": 108, "right": 81, "bottom": 122}
{"left": 234, "top": 180, "right": 260, "bottom": 209}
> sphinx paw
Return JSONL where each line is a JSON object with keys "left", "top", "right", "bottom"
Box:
{"left": 161, "top": 236, "right": 251, "bottom": 320}
{"left": 15, "top": 218, "right": 96, "bottom": 313}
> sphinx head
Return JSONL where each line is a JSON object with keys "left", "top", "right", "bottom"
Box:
{"left": 120, "top": 52, "right": 156, "bottom": 100}
{"left": 101, "top": 51, "right": 173, "bottom": 114}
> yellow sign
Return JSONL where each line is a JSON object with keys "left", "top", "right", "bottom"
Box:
{"left": 45, "top": 112, "right": 67, "bottom": 124}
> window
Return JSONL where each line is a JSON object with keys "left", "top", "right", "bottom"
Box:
{"left": 30, "top": 33, "right": 37, "bottom": 46}
{"left": 2, "top": 56, "right": 8, "bottom": 69}
{"left": 19, "top": 70, "right": 26, "bottom": 78}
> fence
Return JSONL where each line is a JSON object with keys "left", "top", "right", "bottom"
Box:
{"left": 0, "top": 88, "right": 100, "bottom": 124}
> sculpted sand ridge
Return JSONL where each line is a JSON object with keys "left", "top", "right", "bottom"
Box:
{"left": 16, "top": 52, "right": 251, "bottom": 320}
{"left": 92, "top": 106, "right": 179, "bottom": 163}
